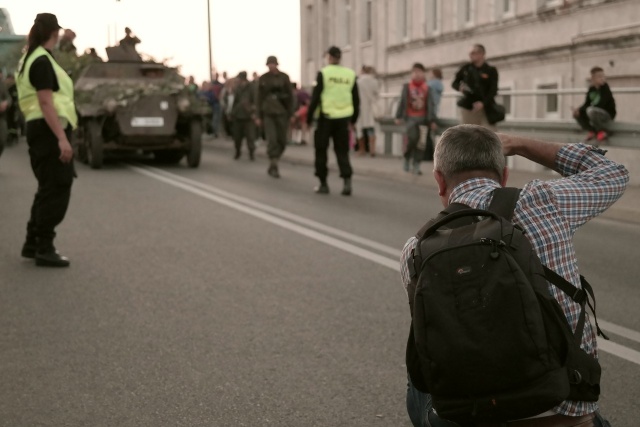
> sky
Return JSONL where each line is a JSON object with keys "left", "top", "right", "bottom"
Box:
{"left": 2, "top": 0, "right": 302, "bottom": 84}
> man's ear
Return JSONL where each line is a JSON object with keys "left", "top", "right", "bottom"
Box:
{"left": 501, "top": 167, "right": 509, "bottom": 187}
{"left": 434, "top": 170, "right": 447, "bottom": 197}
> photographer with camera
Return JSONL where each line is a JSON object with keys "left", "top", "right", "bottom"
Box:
{"left": 452, "top": 44, "right": 502, "bottom": 130}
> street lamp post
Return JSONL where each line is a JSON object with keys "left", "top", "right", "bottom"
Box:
{"left": 207, "top": 0, "right": 213, "bottom": 82}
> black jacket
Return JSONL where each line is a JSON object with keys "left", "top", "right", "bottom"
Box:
{"left": 452, "top": 62, "right": 498, "bottom": 109}
{"left": 579, "top": 83, "right": 616, "bottom": 120}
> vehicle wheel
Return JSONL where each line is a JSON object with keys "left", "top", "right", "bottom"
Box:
{"left": 186, "top": 119, "right": 202, "bottom": 168}
{"left": 154, "top": 150, "right": 184, "bottom": 164}
{"left": 85, "top": 120, "right": 104, "bottom": 169}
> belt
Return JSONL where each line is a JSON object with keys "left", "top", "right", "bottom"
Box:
{"left": 478, "top": 412, "right": 596, "bottom": 427}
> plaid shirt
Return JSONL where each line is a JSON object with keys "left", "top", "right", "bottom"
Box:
{"left": 400, "top": 143, "right": 629, "bottom": 417}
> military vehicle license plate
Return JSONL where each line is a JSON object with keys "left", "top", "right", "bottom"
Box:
{"left": 131, "top": 117, "right": 164, "bottom": 127}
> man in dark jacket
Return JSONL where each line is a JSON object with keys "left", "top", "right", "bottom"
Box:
{"left": 452, "top": 44, "right": 500, "bottom": 130}
{"left": 231, "top": 71, "right": 256, "bottom": 160}
{"left": 255, "top": 56, "right": 294, "bottom": 178}
{"left": 572, "top": 66, "right": 616, "bottom": 143}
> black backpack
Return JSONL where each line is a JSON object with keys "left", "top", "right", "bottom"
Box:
{"left": 405, "top": 188, "right": 606, "bottom": 425}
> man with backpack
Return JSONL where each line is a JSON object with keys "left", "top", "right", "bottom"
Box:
{"left": 401, "top": 125, "right": 628, "bottom": 426}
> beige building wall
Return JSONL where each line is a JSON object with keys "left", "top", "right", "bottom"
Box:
{"left": 300, "top": 0, "right": 640, "bottom": 122}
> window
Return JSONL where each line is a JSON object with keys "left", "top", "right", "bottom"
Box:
{"left": 306, "top": 6, "right": 314, "bottom": 60}
{"left": 496, "top": 85, "right": 513, "bottom": 118}
{"left": 322, "top": 0, "right": 329, "bottom": 54}
{"left": 398, "top": 0, "right": 409, "bottom": 41}
{"left": 344, "top": 0, "right": 352, "bottom": 46}
{"left": 458, "top": 0, "right": 475, "bottom": 28}
{"left": 363, "top": 0, "right": 373, "bottom": 42}
{"left": 425, "top": 0, "right": 441, "bottom": 35}
{"left": 499, "top": 0, "right": 515, "bottom": 19}
{"left": 537, "top": 83, "right": 559, "bottom": 118}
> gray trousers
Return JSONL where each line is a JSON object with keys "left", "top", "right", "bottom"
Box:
{"left": 404, "top": 117, "right": 427, "bottom": 166}
{"left": 264, "top": 115, "right": 289, "bottom": 160}
{"left": 576, "top": 106, "right": 612, "bottom": 132}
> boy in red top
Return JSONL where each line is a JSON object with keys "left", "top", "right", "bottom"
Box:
{"left": 395, "top": 63, "right": 438, "bottom": 175}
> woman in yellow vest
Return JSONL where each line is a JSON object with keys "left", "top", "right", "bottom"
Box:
{"left": 16, "top": 13, "right": 77, "bottom": 268}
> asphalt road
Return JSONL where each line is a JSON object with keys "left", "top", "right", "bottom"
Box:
{"left": 1, "top": 141, "right": 639, "bottom": 427}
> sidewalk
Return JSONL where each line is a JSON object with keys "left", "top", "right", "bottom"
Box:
{"left": 205, "top": 137, "right": 639, "bottom": 225}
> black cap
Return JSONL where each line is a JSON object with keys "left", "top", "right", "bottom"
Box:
{"left": 34, "top": 13, "right": 61, "bottom": 30}
{"left": 266, "top": 56, "right": 278, "bottom": 66}
{"left": 327, "top": 46, "right": 342, "bottom": 59}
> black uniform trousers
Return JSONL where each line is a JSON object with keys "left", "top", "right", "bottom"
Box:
{"left": 314, "top": 117, "right": 353, "bottom": 181}
{"left": 233, "top": 119, "right": 256, "bottom": 154}
{"left": 25, "top": 119, "right": 75, "bottom": 251}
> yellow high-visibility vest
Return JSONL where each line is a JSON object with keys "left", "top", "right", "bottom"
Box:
{"left": 320, "top": 65, "right": 356, "bottom": 119}
{"left": 17, "top": 46, "right": 78, "bottom": 129}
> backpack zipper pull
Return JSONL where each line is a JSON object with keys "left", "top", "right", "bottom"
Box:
{"left": 481, "top": 238, "right": 501, "bottom": 260}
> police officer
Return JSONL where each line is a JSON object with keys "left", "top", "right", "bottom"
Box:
{"left": 255, "top": 56, "right": 294, "bottom": 178}
{"left": 307, "top": 46, "right": 360, "bottom": 196}
{"left": 17, "top": 13, "right": 78, "bottom": 267}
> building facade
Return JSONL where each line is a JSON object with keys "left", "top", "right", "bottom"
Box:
{"left": 300, "top": 0, "right": 640, "bottom": 122}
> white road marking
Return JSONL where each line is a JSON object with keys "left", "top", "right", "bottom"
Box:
{"left": 130, "top": 165, "right": 640, "bottom": 366}
{"left": 133, "top": 165, "right": 402, "bottom": 257}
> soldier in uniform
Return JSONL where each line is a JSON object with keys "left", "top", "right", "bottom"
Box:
{"left": 230, "top": 71, "right": 256, "bottom": 161}
{"left": 306, "top": 46, "right": 360, "bottom": 196}
{"left": 255, "top": 56, "right": 294, "bottom": 178}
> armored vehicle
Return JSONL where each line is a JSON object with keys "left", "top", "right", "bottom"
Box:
{"left": 74, "top": 51, "right": 205, "bottom": 169}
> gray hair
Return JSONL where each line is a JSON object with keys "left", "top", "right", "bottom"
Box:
{"left": 434, "top": 125, "right": 505, "bottom": 181}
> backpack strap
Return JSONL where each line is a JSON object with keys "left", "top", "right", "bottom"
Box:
{"left": 488, "top": 187, "right": 521, "bottom": 220}
{"left": 489, "top": 187, "right": 609, "bottom": 341}
{"left": 544, "top": 267, "right": 609, "bottom": 341}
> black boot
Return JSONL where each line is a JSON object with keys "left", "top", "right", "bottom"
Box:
{"left": 34, "top": 240, "right": 70, "bottom": 267}
{"left": 21, "top": 239, "right": 37, "bottom": 259}
{"left": 249, "top": 150, "right": 255, "bottom": 161}
{"left": 341, "top": 178, "right": 352, "bottom": 196}
{"left": 234, "top": 149, "right": 241, "bottom": 160}
{"left": 268, "top": 159, "right": 280, "bottom": 178}
{"left": 35, "top": 249, "right": 70, "bottom": 267}
{"left": 314, "top": 180, "right": 329, "bottom": 194}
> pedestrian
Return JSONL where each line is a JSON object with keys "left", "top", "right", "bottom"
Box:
{"left": 5, "top": 73, "right": 20, "bottom": 146}
{"left": 424, "top": 67, "right": 443, "bottom": 161}
{"left": 452, "top": 44, "right": 501, "bottom": 130}
{"left": 186, "top": 75, "right": 198, "bottom": 93}
{"left": 220, "top": 77, "right": 236, "bottom": 137}
{"left": 16, "top": 13, "right": 78, "bottom": 267}
{"left": 356, "top": 65, "right": 379, "bottom": 157}
{"left": 401, "top": 124, "right": 627, "bottom": 426}
{"left": 291, "top": 83, "right": 311, "bottom": 145}
{"left": 306, "top": 46, "right": 359, "bottom": 195}
{"left": 230, "top": 71, "right": 256, "bottom": 161}
{"left": 255, "top": 55, "right": 295, "bottom": 178}
{"left": 210, "top": 73, "right": 223, "bottom": 137}
{"left": 395, "top": 63, "right": 437, "bottom": 175}
{"left": 572, "top": 66, "right": 616, "bottom": 143}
